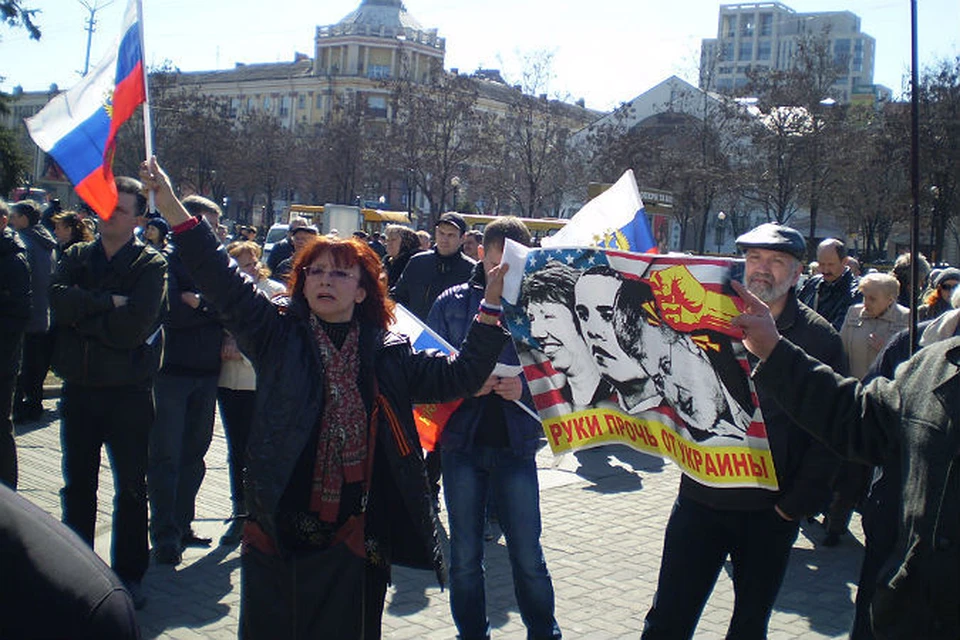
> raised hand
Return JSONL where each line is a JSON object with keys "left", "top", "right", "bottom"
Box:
{"left": 730, "top": 280, "right": 780, "bottom": 360}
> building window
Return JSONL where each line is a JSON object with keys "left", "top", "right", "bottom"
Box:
{"left": 716, "top": 78, "right": 733, "bottom": 91}
{"left": 834, "top": 39, "right": 851, "bottom": 67}
{"left": 757, "top": 40, "right": 771, "bottom": 61}
{"left": 316, "top": 95, "right": 324, "bottom": 109}
{"left": 853, "top": 39, "right": 864, "bottom": 72}
{"left": 247, "top": 97, "right": 254, "bottom": 111}
{"left": 718, "top": 66, "right": 733, "bottom": 75}
{"left": 366, "top": 95, "right": 387, "bottom": 118}
{"left": 723, "top": 16, "right": 735, "bottom": 37}
{"left": 760, "top": 13, "right": 773, "bottom": 36}
{"left": 263, "top": 96, "right": 271, "bottom": 110}
{"left": 297, "top": 94, "right": 306, "bottom": 110}
{"left": 229, "top": 98, "right": 240, "bottom": 118}
{"left": 722, "top": 42, "right": 734, "bottom": 62}
{"left": 740, "top": 14, "right": 755, "bottom": 37}
{"left": 738, "top": 41, "right": 753, "bottom": 61}
{"left": 279, "top": 96, "right": 291, "bottom": 117}
{"left": 367, "top": 64, "right": 391, "bottom": 79}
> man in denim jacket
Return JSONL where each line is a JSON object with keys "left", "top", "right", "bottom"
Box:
{"left": 428, "top": 217, "right": 561, "bottom": 640}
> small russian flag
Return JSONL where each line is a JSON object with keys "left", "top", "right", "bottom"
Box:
{"left": 25, "top": 0, "right": 146, "bottom": 220}
{"left": 391, "top": 304, "right": 464, "bottom": 451}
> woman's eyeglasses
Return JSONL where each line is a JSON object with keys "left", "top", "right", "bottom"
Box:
{"left": 302, "top": 266, "right": 357, "bottom": 282}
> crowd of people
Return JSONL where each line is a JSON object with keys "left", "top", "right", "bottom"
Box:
{"left": 2, "top": 163, "right": 959, "bottom": 639}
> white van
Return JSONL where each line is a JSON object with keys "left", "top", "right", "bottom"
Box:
{"left": 263, "top": 223, "right": 288, "bottom": 264}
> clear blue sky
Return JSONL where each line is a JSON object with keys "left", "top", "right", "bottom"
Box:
{"left": 2, "top": 0, "right": 958, "bottom": 111}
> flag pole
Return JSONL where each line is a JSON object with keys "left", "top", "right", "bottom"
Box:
{"left": 136, "top": 0, "right": 156, "bottom": 212}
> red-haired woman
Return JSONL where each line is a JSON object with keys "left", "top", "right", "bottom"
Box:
{"left": 141, "top": 158, "right": 510, "bottom": 640}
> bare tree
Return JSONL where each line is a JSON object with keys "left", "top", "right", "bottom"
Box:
{"left": 496, "top": 52, "right": 581, "bottom": 218}
{"left": 742, "top": 30, "right": 847, "bottom": 253}
{"left": 917, "top": 57, "right": 960, "bottom": 263}
{"left": 384, "top": 58, "right": 486, "bottom": 226}
{"left": 834, "top": 103, "right": 911, "bottom": 261}
{"left": 234, "top": 111, "right": 296, "bottom": 226}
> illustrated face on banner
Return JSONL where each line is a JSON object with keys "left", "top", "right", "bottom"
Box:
{"left": 574, "top": 271, "right": 646, "bottom": 384}
{"left": 501, "top": 247, "right": 776, "bottom": 491}
{"left": 627, "top": 318, "right": 743, "bottom": 438}
{"left": 527, "top": 301, "right": 588, "bottom": 373}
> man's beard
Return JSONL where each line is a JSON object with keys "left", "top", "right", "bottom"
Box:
{"left": 747, "top": 274, "right": 792, "bottom": 303}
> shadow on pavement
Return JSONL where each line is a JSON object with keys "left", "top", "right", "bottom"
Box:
{"left": 138, "top": 545, "right": 240, "bottom": 639}
{"left": 574, "top": 444, "right": 665, "bottom": 493}
{"left": 13, "top": 407, "right": 59, "bottom": 437}
{"left": 387, "top": 522, "right": 524, "bottom": 634}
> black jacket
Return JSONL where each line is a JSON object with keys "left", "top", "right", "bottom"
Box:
{"left": 17, "top": 224, "right": 56, "bottom": 334}
{"left": 756, "top": 336, "right": 960, "bottom": 640}
{"left": 266, "top": 238, "right": 294, "bottom": 274}
{"left": 390, "top": 248, "right": 476, "bottom": 320}
{"left": 50, "top": 237, "right": 167, "bottom": 387}
{"left": 174, "top": 221, "right": 509, "bottom": 579}
{"left": 0, "top": 228, "right": 30, "bottom": 376}
{"left": 159, "top": 245, "right": 223, "bottom": 377}
{"left": 680, "top": 291, "right": 844, "bottom": 518}
{"left": 0, "top": 484, "right": 139, "bottom": 639}
{"left": 384, "top": 249, "right": 414, "bottom": 289}
{"left": 798, "top": 267, "right": 861, "bottom": 331}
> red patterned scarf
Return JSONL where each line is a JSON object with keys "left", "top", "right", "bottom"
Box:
{"left": 309, "top": 316, "right": 368, "bottom": 523}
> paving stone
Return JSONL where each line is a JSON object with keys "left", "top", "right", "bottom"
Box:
{"left": 16, "top": 398, "right": 863, "bottom": 638}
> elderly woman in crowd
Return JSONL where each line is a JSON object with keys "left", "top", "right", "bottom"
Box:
{"left": 381, "top": 224, "right": 421, "bottom": 288}
{"left": 825, "top": 272, "right": 910, "bottom": 547}
{"left": 839, "top": 272, "right": 910, "bottom": 380}
{"left": 140, "top": 157, "right": 511, "bottom": 640}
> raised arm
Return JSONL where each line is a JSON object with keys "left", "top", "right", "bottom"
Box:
{"left": 139, "top": 157, "right": 280, "bottom": 362}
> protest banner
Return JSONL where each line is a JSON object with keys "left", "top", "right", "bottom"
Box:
{"left": 500, "top": 243, "right": 778, "bottom": 491}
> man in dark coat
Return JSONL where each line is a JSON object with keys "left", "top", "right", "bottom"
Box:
{"left": 9, "top": 199, "right": 57, "bottom": 424}
{"left": 798, "top": 237, "right": 861, "bottom": 331}
{"left": 735, "top": 278, "right": 960, "bottom": 640}
{"left": 391, "top": 212, "right": 475, "bottom": 321}
{"left": 0, "top": 483, "right": 141, "bottom": 639}
{"left": 0, "top": 202, "right": 31, "bottom": 488}
{"left": 50, "top": 177, "right": 167, "bottom": 609}
{"left": 148, "top": 195, "right": 225, "bottom": 566}
{"left": 392, "top": 212, "right": 477, "bottom": 503}
{"left": 642, "top": 223, "right": 843, "bottom": 639}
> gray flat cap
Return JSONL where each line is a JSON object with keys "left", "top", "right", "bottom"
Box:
{"left": 736, "top": 223, "right": 806, "bottom": 260}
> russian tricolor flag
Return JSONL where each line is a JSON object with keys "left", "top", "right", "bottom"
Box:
{"left": 541, "top": 169, "right": 657, "bottom": 253}
{"left": 391, "top": 304, "right": 464, "bottom": 451}
{"left": 26, "top": 0, "right": 145, "bottom": 220}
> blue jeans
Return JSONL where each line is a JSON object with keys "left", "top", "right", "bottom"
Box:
{"left": 642, "top": 496, "right": 800, "bottom": 640}
{"left": 442, "top": 446, "right": 561, "bottom": 640}
{"left": 148, "top": 373, "right": 217, "bottom": 549}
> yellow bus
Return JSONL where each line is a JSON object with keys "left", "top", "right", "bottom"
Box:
{"left": 458, "top": 214, "right": 567, "bottom": 243}
{"left": 287, "top": 204, "right": 417, "bottom": 236}
{"left": 286, "top": 205, "right": 565, "bottom": 242}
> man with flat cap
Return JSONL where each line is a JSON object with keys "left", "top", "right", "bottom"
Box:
{"left": 642, "top": 223, "right": 844, "bottom": 640}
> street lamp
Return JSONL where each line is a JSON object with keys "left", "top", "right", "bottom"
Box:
{"left": 450, "top": 175, "right": 461, "bottom": 212}
{"left": 716, "top": 211, "right": 727, "bottom": 254}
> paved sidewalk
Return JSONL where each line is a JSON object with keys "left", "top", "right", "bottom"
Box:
{"left": 15, "top": 399, "right": 865, "bottom": 639}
